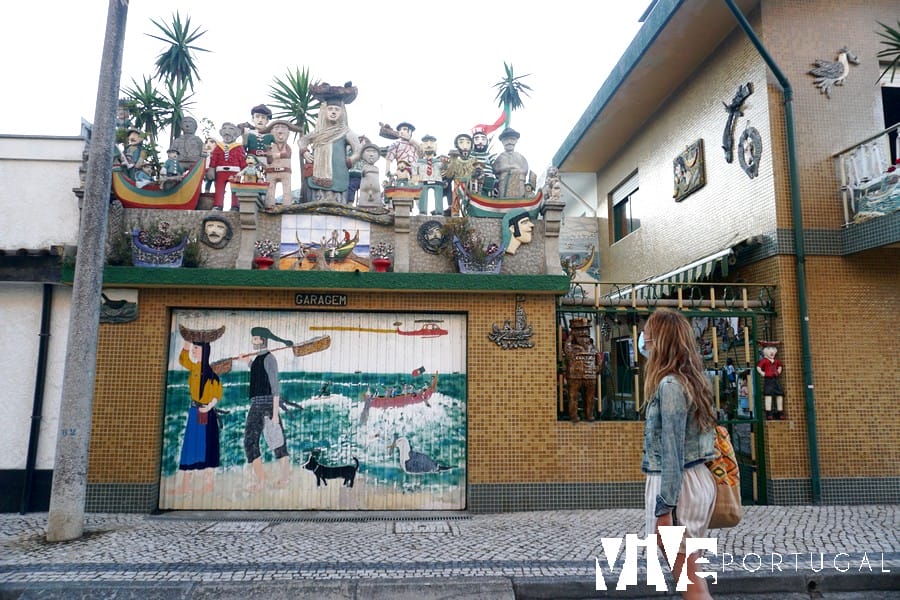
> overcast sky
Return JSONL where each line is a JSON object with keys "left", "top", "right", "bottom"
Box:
{"left": 2, "top": 1, "right": 647, "bottom": 178}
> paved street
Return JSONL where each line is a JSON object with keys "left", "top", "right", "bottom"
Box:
{"left": 1, "top": 504, "right": 897, "bottom": 598}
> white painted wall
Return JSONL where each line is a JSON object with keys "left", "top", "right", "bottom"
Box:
{"left": 0, "top": 133, "right": 82, "bottom": 471}
{"left": 0, "top": 134, "right": 84, "bottom": 250}
{"left": 560, "top": 172, "right": 599, "bottom": 218}
{"left": 0, "top": 284, "right": 72, "bottom": 469}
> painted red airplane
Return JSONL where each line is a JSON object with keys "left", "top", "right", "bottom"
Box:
{"left": 395, "top": 321, "right": 448, "bottom": 338}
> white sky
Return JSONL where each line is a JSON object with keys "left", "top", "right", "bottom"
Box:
{"left": 2, "top": 1, "right": 647, "bottom": 178}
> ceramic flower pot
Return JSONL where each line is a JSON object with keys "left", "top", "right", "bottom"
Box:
{"left": 131, "top": 230, "right": 186, "bottom": 268}
{"left": 253, "top": 256, "right": 275, "bottom": 270}
{"left": 371, "top": 258, "right": 392, "bottom": 272}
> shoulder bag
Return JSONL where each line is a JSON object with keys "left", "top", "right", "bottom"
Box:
{"left": 706, "top": 425, "right": 743, "bottom": 528}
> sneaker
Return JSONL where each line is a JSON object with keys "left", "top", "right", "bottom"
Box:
{"left": 211, "top": 206, "right": 222, "bottom": 211}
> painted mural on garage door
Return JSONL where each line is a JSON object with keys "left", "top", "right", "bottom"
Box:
{"left": 159, "top": 308, "right": 467, "bottom": 510}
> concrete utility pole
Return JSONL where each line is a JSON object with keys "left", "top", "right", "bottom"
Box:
{"left": 47, "top": 0, "right": 129, "bottom": 542}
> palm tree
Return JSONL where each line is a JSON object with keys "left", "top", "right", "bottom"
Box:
{"left": 492, "top": 62, "right": 533, "bottom": 131}
{"left": 147, "top": 11, "right": 209, "bottom": 91}
{"left": 163, "top": 79, "right": 195, "bottom": 147}
{"left": 269, "top": 66, "right": 321, "bottom": 136}
{"left": 123, "top": 76, "right": 172, "bottom": 170}
{"left": 877, "top": 20, "right": 900, "bottom": 83}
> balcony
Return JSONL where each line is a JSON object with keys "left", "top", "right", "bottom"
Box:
{"left": 833, "top": 123, "right": 900, "bottom": 253}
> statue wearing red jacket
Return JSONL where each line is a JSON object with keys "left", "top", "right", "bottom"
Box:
{"left": 206, "top": 122, "right": 247, "bottom": 210}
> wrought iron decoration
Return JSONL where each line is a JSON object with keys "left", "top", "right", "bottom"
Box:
{"left": 722, "top": 82, "right": 753, "bottom": 163}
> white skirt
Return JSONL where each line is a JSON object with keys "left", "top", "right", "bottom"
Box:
{"left": 645, "top": 463, "right": 715, "bottom": 546}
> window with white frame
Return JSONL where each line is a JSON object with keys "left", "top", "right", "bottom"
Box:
{"left": 611, "top": 171, "right": 639, "bottom": 242}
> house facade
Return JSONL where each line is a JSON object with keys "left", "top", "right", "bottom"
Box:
{"left": 3, "top": 0, "right": 897, "bottom": 516}
{"left": 0, "top": 132, "right": 86, "bottom": 512}
{"left": 554, "top": 0, "right": 899, "bottom": 505}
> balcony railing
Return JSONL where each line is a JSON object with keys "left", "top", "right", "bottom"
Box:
{"left": 833, "top": 123, "right": 900, "bottom": 226}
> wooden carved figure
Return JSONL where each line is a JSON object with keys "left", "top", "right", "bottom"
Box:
{"left": 563, "top": 318, "right": 602, "bottom": 422}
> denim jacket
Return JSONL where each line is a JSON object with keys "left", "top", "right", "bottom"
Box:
{"left": 641, "top": 375, "right": 715, "bottom": 517}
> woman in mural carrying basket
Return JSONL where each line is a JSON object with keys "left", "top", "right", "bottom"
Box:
{"left": 641, "top": 309, "right": 717, "bottom": 600}
{"left": 170, "top": 326, "right": 225, "bottom": 495}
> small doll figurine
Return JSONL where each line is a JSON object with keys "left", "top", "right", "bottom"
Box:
{"left": 756, "top": 342, "right": 784, "bottom": 420}
{"left": 162, "top": 148, "right": 186, "bottom": 178}
{"left": 134, "top": 162, "right": 156, "bottom": 189}
{"left": 394, "top": 159, "right": 413, "bottom": 186}
{"left": 357, "top": 143, "right": 382, "bottom": 207}
{"left": 239, "top": 154, "right": 266, "bottom": 184}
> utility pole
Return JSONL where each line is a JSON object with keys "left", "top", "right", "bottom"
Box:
{"left": 47, "top": 0, "right": 129, "bottom": 542}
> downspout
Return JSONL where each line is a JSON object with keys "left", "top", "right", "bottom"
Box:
{"left": 723, "top": 0, "right": 821, "bottom": 503}
{"left": 21, "top": 283, "right": 53, "bottom": 513}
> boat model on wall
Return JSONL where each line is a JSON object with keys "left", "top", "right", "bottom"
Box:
{"left": 459, "top": 184, "right": 543, "bottom": 218}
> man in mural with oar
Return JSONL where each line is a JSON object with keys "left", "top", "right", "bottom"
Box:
{"left": 240, "top": 326, "right": 294, "bottom": 491}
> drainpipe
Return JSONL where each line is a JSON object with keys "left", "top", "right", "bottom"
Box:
{"left": 723, "top": 0, "right": 821, "bottom": 503}
{"left": 21, "top": 284, "right": 53, "bottom": 514}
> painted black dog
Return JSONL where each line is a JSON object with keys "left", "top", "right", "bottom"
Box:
{"left": 302, "top": 451, "right": 359, "bottom": 487}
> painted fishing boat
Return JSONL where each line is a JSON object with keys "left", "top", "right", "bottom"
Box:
{"left": 365, "top": 373, "right": 439, "bottom": 409}
{"left": 323, "top": 230, "right": 359, "bottom": 261}
{"left": 460, "top": 184, "right": 543, "bottom": 218}
{"left": 112, "top": 160, "right": 205, "bottom": 210}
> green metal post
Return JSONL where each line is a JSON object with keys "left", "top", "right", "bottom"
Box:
{"left": 723, "top": 0, "right": 821, "bottom": 503}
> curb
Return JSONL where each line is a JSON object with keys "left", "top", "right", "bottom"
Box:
{"left": 511, "top": 569, "right": 900, "bottom": 599}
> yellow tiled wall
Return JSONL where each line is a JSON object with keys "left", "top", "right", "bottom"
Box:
{"left": 91, "top": 288, "right": 584, "bottom": 485}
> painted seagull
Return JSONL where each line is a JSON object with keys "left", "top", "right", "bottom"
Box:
{"left": 808, "top": 47, "right": 860, "bottom": 98}
{"left": 388, "top": 437, "right": 452, "bottom": 474}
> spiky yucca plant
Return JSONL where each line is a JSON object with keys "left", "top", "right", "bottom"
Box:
{"left": 269, "top": 66, "right": 321, "bottom": 136}
{"left": 877, "top": 20, "right": 900, "bottom": 83}
{"left": 492, "top": 62, "right": 533, "bottom": 131}
{"left": 148, "top": 11, "right": 209, "bottom": 91}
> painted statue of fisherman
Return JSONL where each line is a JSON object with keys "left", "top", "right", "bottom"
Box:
{"left": 384, "top": 121, "right": 422, "bottom": 182}
{"left": 239, "top": 104, "right": 275, "bottom": 167}
{"left": 471, "top": 127, "right": 495, "bottom": 196}
{"left": 444, "top": 133, "right": 478, "bottom": 216}
{"left": 412, "top": 134, "right": 445, "bottom": 215}
{"left": 492, "top": 128, "right": 529, "bottom": 198}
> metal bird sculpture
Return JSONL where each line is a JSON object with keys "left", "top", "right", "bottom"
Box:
{"left": 808, "top": 47, "right": 860, "bottom": 98}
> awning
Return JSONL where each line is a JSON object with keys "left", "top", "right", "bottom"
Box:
{"left": 613, "top": 247, "right": 735, "bottom": 301}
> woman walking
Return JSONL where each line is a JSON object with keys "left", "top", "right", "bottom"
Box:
{"left": 641, "top": 308, "right": 717, "bottom": 599}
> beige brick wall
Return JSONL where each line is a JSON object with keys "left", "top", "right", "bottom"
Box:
{"left": 88, "top": 0, "right": 900, "bottom": 498}
{"left": 597, "top": 18, "right": 774, "bottom": 284}
{"left": 89, "top": 288, "right": 575, "bottom": 485}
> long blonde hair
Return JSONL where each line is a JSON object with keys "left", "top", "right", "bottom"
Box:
{"left": 642, "top": 308, "right": 716, "bottom": 430}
